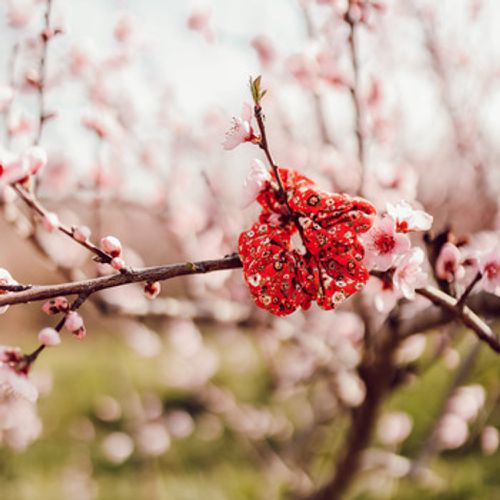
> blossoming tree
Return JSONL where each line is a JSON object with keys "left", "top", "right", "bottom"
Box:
{"left": 0, "top": 0, "right": 499, "bottom": 498}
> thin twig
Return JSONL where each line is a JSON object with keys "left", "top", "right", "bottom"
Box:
{"left": 13, "top": 183, "right": 114, "bottom": 264}
{"left": 456, "top": 271, "right": 482, "bottom": 310}
{"left": 346, "top": 11, "right": 365, "bottom": 196}
{"left": 34, "top": 0, "right": 54, "bottom": 145}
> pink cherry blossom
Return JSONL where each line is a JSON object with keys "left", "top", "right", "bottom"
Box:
{"left": 101, "top": 432, "right": 134, "bottom": 464}
{"left": 65, "top": 311, "right": 84, "bottom": 333}
{"left": 0, "top": 150, "right": 28, "bottom": 186}
{"left": 101, "top": 236, "right": 122, "bottom": 257}
{"left": 38, "top": 328, "right": 61, "bottom": 347}
{"left": 0, "top": 346, "right": 38, "bottom": 402}
{"left": 241, "top": 159, "right": 271, "bottom": 208}
{"left": 435, "top": 413, "right": 469, "bottom": 450}
{"left": 72, "top": 225, "right": 91, "bottom": 243}
{"left": 6, "top": 0, "right": 36, "bottom": 28}
{"left": 0, "top": 398, "right": 42, "bottom": 450}
{"left": 362, "top": 215, "right": 411, "bottom": 271}
{"left": 251, "top": 35, "right": 276, "bottom": 68}
{"left": 393, "top": 248, "right": 428, "bottom": 300}
{"left": 42, "top": 212, "right": 60, "bottom": 232}
{"left": 187, "top": 7, "right": 214, "bottom": 43}
{"left": 386, "top": 200, "right": 433, "bottom": 233}
{"left": 23, "top": 146, "right": 47, "bottom": 175}
{"left": 377, "top": 411, "right": 413, "bottom": 446}
{"left": 435, "top": 242, "right": 465, "bottom": 282}
{"left": 0, "top": 86, "right": 14, "bottom": 113}
{"left": 481, "top": 426, "right": 499, "bottom": 456}
{"left": 478, "top": 247, "right": 500, "bottom": 295}
{"left": 0, "top": 268, "right": 17, "bottom": 315}
{"left": 222, "top": 104, "right": 255, "bottom": 150}
{"left": 111, "top": 257, "right": 126, "bottom": 271}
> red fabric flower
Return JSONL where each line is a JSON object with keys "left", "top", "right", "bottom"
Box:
{"left": 238, "top": 166, "right": 376, "bottom": 316}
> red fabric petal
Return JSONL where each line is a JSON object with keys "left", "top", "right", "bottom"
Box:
{"left": 239, "top": 166, "right": 376, "bottom": 316}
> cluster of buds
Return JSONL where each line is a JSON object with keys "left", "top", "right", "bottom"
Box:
{"left": 64, "top": 311, "right": 86, "bottom": 339}
{"left": 42, "top": 297, "right": 70, "bottom": 315}
{"left": 100, "top": 235, "right": 126, "bottom": 271}
{"left": 0, "top": 268, "right": 17, "bottom": 315}
{"left": 0, "top": 145, "right": 48, "bottom": 187}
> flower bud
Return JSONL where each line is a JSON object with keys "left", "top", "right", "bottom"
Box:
{"left": 65, "top": 311, "right": 84, "bottom": 332}
{"left": 38, "top": 327, "right": 61, "bottom": 346}
{"left": 101, "top": 236, "right": 122, "bottom": 257}
{"left": 42, "top": 297, "right": 70, "bottom": 315}
{"left": 23, "top": 146, "right": 47, "bottom": 175}
{"left": 72, "top": 225, "right": 91, "bottom": 243}
{"left": 111, "top": 257, "right": 126, "bottom": 271}
{"left": 144, "top": 281, "right": 160, "bottom": 299}
{"left": 42, "top": 212, "right": 60, "bottom": 232}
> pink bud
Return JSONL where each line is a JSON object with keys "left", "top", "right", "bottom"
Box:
{"left": 42, "top": 212, "right": 60, "bottom": 232}
{"left": 111, "top": 257, "right": 126, "bottom": 271}
{"left": 0, "top": 85, "right": 14, "bottom": 113}
{"left": 72, "top": 225, "right": 91, "bottom": 242}
{"left": 144, "top": 281, "right": 160, "bottom": 299}
{"left": 65, "top": 311, "right": 84, "bottom": 332}
{"left": 73, "top": 326, "right": 87, "bottom": 340}
{"left": 101, "top": 236, "right": 122, "bottom": 257}
{"left": 24, "top": 146, "right": 47, "bottom": 175}
{"left": 38, "top": 327, "right": 61, "bottom": 346}
{"left": 42, "top": 297, "right": 70, "bottom": 315}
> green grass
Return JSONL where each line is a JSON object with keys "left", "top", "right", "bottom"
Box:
{"left": 0, "top": 329, "right": 499, "bottom": 500}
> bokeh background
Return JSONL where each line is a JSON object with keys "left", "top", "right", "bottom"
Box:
{"left": 0, "top": 0, "right": 499, "bottom": 499}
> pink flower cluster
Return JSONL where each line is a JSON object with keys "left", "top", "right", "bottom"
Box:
{"left": 0, "top": 145, "right": 47, "bottom": 187}
{"left": 362, "top": 201, "right": 432, "bottom": 302}
{"left": 0, "top": 346, "right": 41, "bottom": 450}
{"left": 435, "top": 237, "right": 500, "bottom": 297}
{"left": 222, "top": 104, "right": 256, "bottom": 151}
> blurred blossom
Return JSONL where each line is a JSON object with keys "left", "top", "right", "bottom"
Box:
{"left": 0, "top": 85, "right": 14, "bottom": 112}
{"left": 0, "top": 268, "right": 17, "bottom": 314}
{"left": 479, "top": 246, "right": 500, "bottom": 295}
{"left": 377, "top": 411, "right": 413, "bottom": 446}
{"left": 168, "top": 319, "right": 203, "bottom": 357}
{"left": 6, "top": 0, "right": 36, "bottom": 28}
{"left": 386, "top": 201, "right": 433, "bottom": 233}
{"left": 336, "top": 370, "right": 365, "bottom": 407}
{"left": 69, "top": 417, "right": 95, "bottom": 442}
{"left": 122, "top": 322, "right": 162, "bottom": 358}
{"left": 165, "top": 410, "right": 194, "bottom": 439}
{"left": 101, "top": 432, "right": 134, "bottom": 464}
{"left": 442, "top": 348, "right": 460, "bottom": 370}
{"left": 435, "top": 413, "right": 469, "bottom": 450}
{"left": 187, "top": 6, "right": 214, "bottom": 43}
{"left": 481, "top": 426, "right": 499, "bottom": 456}
{"left": 446, "top": 384, "right": 486, "bottom": 423}
{"left": 362, "top": 449, "right": 411, "bottom": 479}
{"left": 222, "top": 103, "right": 255, "bottom": 150}
{"left": 136, "top": 422, "right": 171, "bottom": 456}
{"left": 196, "top": 413, "right": 224, "bottom": 442}
{"left": 251, "top": 35, "right": 276, "bottom": 68}
{"left": 395, "top": 334, "right": 426, "bottom": 365}
{"left": 241, "top": 159, "right": 271, "bottom": 209}
{"left": 94, "top": 395, "right": 122, "bottom": 422}
{"left": 393, "top": 248, "right": 428, "bottom": 300}
{"left": 436, "top": 242, "right": 465, "bottom": 283}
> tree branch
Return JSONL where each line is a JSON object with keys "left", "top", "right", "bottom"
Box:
{"left": 0, "top": 254, "right": 243, "bottom": 308}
